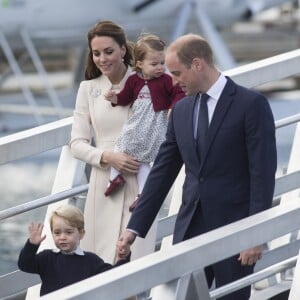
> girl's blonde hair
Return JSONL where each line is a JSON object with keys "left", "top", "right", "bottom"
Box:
{"left": 49, "top": 204, "right": 84, "bottom": 232}
{"left": 133, "top": 33, "right": 165, "bottom": 72}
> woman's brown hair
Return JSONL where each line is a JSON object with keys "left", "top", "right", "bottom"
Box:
{"left": 85, "top": 20, "right": 133, "bottom": 80}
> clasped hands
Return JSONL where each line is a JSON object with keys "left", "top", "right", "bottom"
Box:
{"left": 117, "top": 230, "right": 137, "bottom": 260}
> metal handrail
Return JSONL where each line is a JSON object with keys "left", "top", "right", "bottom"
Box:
{"left": 210, "top": 256, "right": 298, "bottom": 299}
{"left": 1, "top": 167, "right": 300, "bottom": 224}
{"left": 0, "top": 184, "right": 88, "bottom": 221}
{"left": 0, "top": 108, "right": 298, "bottom": 222}
{"left": 275, "top": 113, "right": 300, "bottom": 129}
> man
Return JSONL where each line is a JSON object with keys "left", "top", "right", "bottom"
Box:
{"left": 118, "top": 34, "right": 277, "bottom": 299}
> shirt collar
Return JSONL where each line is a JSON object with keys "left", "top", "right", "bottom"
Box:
{"left": 205, "top": 73, "right": 227, "bottom": 101}
{"left": 52, "top": 245, "right": 85, "bottom": 256}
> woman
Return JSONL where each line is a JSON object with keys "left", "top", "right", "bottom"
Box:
{"left": 70, "top": 20, "right": 157, "bottom": 263}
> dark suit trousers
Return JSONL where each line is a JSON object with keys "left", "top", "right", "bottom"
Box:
{"left": 183, "top": 203, "right": 253, "bottom": 300}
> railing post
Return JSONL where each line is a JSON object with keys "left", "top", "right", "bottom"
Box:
{"left": 280, "top": 122, "right": 300, "bottom": 205}
{"left": 273, "top": 122, "right": 300, "bottom": 282}
{"left": 40, "top": 145, "right": 86, "bottom": 249}
{"left": 187, "top": 270, "right": 211, "bottom": 300}
{"left": 288, "top": 250, "right": 300, "bottom": 300}
{"left": 150, "top": 167, "right": 185, "bottom": 299}
{"left": 25, "top": 145, "right": 86, "bottom": 299}
{"left": 152, "top": 167, "right": 213, "bottom": 300}
{"left": 151, "top": 270, "right": 211, "bottom": 300}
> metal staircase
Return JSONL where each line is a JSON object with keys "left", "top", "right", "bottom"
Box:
{"left": 0, "top": 49, "right": 300, "bottom": 299}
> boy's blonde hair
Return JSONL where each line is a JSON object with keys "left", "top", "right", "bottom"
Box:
{"left": 49, "top": 204, "right": 84, "bottom": 232}
{"left": 133, "top": 33, "right": 165, "bottom": 72}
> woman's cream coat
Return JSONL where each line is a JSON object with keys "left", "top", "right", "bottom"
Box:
{"left": 70, "top": 68, "right": 156, "bottom": 263}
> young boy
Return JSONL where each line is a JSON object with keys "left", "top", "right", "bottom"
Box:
{"left": 18, "top": 204, "right": 130, "bottom": 296}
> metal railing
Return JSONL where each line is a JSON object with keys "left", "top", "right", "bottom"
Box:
{"left": 1, "top": 168, "right": 300, "bottom": 299}
{"left": 38, "top": 201, "right": 300, "bottom": 300}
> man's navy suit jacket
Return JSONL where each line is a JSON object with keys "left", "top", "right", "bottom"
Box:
{"left": 128, "top": 77, "right": 277, "bottom": 244}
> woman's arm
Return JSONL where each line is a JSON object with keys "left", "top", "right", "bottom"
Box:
{"left": 70, "top": 81, "right": 105, "bottom": 167}
{"left": 70, "top": 80, "right": 140, "bottom": 174}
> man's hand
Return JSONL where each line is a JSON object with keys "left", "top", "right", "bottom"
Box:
{"left": 117, "top": 230, "right": 137, "bottom": 260}
{"left": 238, "top": 245, "right": 263, "bottom": 266}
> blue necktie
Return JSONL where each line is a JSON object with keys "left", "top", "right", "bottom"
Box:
{"left": 197, "top": 93, "right": 209, "bottom": 159}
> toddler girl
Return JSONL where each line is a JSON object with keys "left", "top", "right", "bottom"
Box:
{"left": 104, "top": 33, "right": 184, "bottom": 210}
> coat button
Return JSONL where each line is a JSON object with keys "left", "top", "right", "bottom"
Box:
{"left": 199, "top": 177, "right": 204, "bottom": 182}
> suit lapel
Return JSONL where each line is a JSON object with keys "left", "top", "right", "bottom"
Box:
{"left": 201, "top": 78, "right": 236, "bottom": 164}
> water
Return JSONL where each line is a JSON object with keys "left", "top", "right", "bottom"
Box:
{"left": 0, "top": 150, "right": 59, "bottom": 275}
{"left": 0, "top": 90, "right": 299, "bottom": 276}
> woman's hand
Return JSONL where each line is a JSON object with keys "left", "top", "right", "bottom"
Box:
{"left": 102, "top": 151, "right": 140, "bottom": 175}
